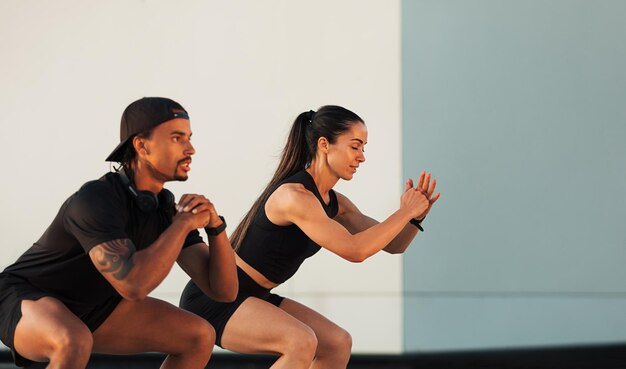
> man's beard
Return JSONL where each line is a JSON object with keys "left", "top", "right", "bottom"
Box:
{"left": 145, "top": 159, "right": 189, "bottom": 182}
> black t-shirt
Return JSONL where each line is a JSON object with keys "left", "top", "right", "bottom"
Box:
{"left": 2, "top": 172, "right": 203, "bottom": 306}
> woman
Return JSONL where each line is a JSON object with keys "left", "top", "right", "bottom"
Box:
{"left": 180, "top": 106, "right": 440, "bottom": 369}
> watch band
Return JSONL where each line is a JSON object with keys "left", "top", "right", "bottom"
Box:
{"left": 204, "top": 215, "right": 226, "bottom": 236}
{"left": 409, "top": 218, "right": 424, "bottom": 232}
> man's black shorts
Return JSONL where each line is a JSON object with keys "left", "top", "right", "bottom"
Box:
{"left": 0, "top": 273, "right": 121, "bottom": 367}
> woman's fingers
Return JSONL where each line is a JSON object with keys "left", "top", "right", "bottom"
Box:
{"left": 405, "top": 178, "right": 413, "bottom": 192}
{"left": 430, "top": 192, "right": 441, "bottom": 204}
{"left": 416, "top": 171, "right": 425, "bottom": 191}
{"left": 422, "top": 172, "right": 431, "bottom": 193}
{"left": 428, "top": 179, "right": 437, "bottom": 198}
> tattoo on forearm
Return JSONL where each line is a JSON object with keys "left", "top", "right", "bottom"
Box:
{"left": 91, "top": 239, "right": 136, "bottom": 280}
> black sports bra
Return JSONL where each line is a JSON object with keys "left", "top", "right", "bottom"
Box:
{"left": 237, "top": 170, "right": 339, "bottom": 284}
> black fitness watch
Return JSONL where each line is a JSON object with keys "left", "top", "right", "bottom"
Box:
{"left": 204, "top": 216, "right": 227, "bottom": 236}
{"left": 409, "top": 218, "right": 424, "bottom": 232}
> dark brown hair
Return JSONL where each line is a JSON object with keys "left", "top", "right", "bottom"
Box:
{"left": 230, "top": 105, "right": 364, "bottom": 250}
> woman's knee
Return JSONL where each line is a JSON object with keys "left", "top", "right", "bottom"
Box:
{"left": 334, "top": 327, "right": 352, "bottom": 354}
{"left": 319, "top": 326, "right": 352, "bottom": 359}
{"left": 284, "top": 326, "right": 318, "bottom": 360}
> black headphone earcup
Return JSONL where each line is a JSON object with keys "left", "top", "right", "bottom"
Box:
{"left": 118, "top": 169, "right": 167, "bottom": 212}
{"left": 159, "top": 189, "right": 175, "bottom": 210}
{"left": 135, "top": 191, "right": 159, "bottom": 212}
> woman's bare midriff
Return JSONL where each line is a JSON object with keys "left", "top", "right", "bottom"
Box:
{"left": 235, "top": 255, "right": 280, "bottom": 289}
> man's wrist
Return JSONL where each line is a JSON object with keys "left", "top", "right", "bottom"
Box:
{"left": 173, "top": 217, "right": 196, "bottom": 234}
{"left": 206, "top": 217, "right": 224, "bottom": 229}
{"left": 204, "top": 216, "right": 226, "bottom": 236}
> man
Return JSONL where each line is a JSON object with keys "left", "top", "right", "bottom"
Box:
{"left": 0, "top": 97, "right": 238, "bottom": 369}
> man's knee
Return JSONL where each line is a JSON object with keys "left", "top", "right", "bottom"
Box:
{"left": 16, "top": 298, "right": 93, "bottom": 363}
{"left": 52, "top": 324, "right": 93, "bottom": 360}
{"left": 184, "top": 318, "right": 215, "bottom": 355}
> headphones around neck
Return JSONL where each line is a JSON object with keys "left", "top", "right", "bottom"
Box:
{"left": 118, "top": 168, "right": 175, "bottom": 212}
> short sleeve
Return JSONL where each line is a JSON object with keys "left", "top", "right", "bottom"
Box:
{"left": 64, "top": 182, "right": 128, "bottom": 253}
{"left": 183, "top": 229, "right": 204, "bottom": 248}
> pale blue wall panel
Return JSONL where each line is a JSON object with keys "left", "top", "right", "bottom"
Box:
{"left": 402, "top": 0, "right": 626, "bottom": 351}
{"left": 405, "top": 295, "right": 626, "bottom": 351}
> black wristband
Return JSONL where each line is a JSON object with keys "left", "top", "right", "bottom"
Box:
{"left": 409, "top": 218, "right": 424, "bottom": 232}
{"left": 204, "top": 216, "right": 226, "bottom": 236}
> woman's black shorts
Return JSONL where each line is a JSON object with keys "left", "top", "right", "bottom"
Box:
{"left": 180, "top": 266, "right": 284, "bottom": 347}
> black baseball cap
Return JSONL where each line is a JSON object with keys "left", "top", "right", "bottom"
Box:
{"left": 105, "top": 97, "right": 189, "bottom": 162}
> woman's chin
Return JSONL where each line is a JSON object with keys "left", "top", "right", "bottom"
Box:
{"left": 342, "top": 172, "right": 355, "bottom": 181}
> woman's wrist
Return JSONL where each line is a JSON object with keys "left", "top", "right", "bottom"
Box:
{"left": 397, "top": 208, "right": 416, "bottom": 222}
{"left": 409, "top": 218, "right": 424, "bottom": 232}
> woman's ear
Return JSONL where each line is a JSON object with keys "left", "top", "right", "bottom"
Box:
{"left": 317, "top": 136, "right": 329, "bottom": 154}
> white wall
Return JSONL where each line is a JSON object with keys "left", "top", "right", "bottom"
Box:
{"left": 0, "top": 0, "right": 402, "bottom": 353}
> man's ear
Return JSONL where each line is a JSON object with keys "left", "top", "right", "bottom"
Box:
{"left": 133, "top": 136, "right": 149, "bottom": 156}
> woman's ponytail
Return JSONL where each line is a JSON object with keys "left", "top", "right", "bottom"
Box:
{"left": 230, "top": 111, "right": 313, "bottom": 250}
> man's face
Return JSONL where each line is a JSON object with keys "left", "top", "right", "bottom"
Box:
{"left": 138, "top": 118, "right": 195, "bottom": 182}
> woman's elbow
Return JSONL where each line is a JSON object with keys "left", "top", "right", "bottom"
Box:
{"left": 383, "top": 243, "right": 409, "bottom": 255}
{"left": 344, "top": 250, "right": 369, "bottom": 263}
{"left": 387, "top": 247, "right": 407, "bottom": 255}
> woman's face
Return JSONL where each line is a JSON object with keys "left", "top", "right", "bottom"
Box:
{"left": 326, "top": 121, "right": 368, "bottom": 180}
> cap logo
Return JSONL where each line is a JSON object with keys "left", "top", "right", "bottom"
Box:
{"left": 172, "top": 112, "right": 190, "bottom": 119}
